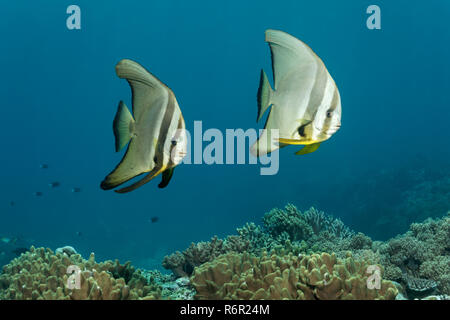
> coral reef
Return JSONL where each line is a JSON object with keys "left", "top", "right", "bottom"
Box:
{"left": 0, "top": 246, "right": 161, "bottom": 300}
{"left": 262, "top": 204, "right": 314, "bottom": 241}
{"left": 139, "top": 270, "right": 195, "bottom": 300}
{"left": 161, "top": 205, "right": 361, "bottom": 278}
{"left": 162, "top": 235, "right": 251, "bottom": 277}
{"left": 1, "top": 203, "right": 447, "bottom": 301}
{"left": 262, "top": 205, "right": 354, "bottom": 243}
{"left": 377, "top": 212, "right": 450, "bottom": 296}
{"left": 401, "top": 273, "right": 438, "bottom": 299}
{"left": 55, "top": 246, "right": 77, "bottom": 257}
{"left": 163, "top": 205, "right": 449, "bottom": 300}
{"left": 238, "top": 205, "right": 367, "bottom": 258}
{"left": 190, "top": 251, "right": 398, "bottom": 300}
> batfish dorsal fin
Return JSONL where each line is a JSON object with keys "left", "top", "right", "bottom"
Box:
{"left": 265, "top": 29, "right": 320, "bottom": 90}
{"left": 115, "top": 59, "right": 170, "bottom": 121}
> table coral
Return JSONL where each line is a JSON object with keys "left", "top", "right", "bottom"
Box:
{"left": 0, "top": 246, "right": 161, "bottom": 300}
{"left": 190, "top": 251, "right": 398, "bottom": 300}
{"left": 402, "top": 273, "right": 438, "bottom": 299}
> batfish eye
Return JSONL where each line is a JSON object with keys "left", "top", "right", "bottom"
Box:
{"left": 326, "top": 110, "right": 333, "bottom": 118}
{"left": 153, "top": 156, "right": 157, "bottom": 163}
{"left": 171, "top": 140, "right": 177, "bottom": 146}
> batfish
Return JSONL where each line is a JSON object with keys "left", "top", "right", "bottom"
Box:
{"left": 100, "top": 59, "right": 187, "bottom": 193}
{"left": 251, "top": 29, "right": 342, "bottom": 156}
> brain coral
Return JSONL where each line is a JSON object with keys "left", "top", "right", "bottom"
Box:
{"left": 190, "top": 251, "right": 398, "bottom": 300}
{"left": 0, "top": 246, "right": 161, "bottom": 300}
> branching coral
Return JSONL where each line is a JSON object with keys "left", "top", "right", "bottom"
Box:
{"left": 163, "top": 205, "right": 372, "bottom": 278}
{"left": 262, "top": 204, "right": 354, "bottom": 243}
{"left": 0, "top": 246, "right": 161, "bottom": 300}
{"left": 378, "top": 212, "right": 450, "bottom": 295}
{"left": 163, "top": 205, "right": 448, "bottom": 299}
{"left": 190, "top": 251, "right": 398, "bottom": 300}
{"left": 162, "top": 235, "right": 251, "bottom": 277}
{"left": 236, "top": 223, "right": 272, "bottom": 254}
{"left": 262, "top": 204, "right": 314, "bottom": 241}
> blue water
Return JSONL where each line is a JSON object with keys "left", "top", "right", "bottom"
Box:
{"left": 1, "top": 0, "right": 449, "bottom": 270}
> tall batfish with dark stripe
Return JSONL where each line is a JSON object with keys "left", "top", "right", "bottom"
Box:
{"left": 251, "top": 29, "right": 342, "bottom": 156}
{"left": 101, "top": 59, "right": 187, "bottom": 193}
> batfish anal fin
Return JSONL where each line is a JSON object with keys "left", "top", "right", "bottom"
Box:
{"left": 158, "top": 167, "right": 175, "bottom": 189}
{"left": 295, "top": 142, "right": 321, "bottom": 156}
{"left": 114, "top": 167, "right": 165, "bottom": 194}
{"left": 113, "top": 101, "right": 135, "bottom": 152}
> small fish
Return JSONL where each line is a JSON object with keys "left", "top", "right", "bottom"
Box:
{"left": 10, "top": 201, "right": 15, "bottom": 207}
{"left": 49, "top": 182, "right": 60, "bottom": 188}
{"left": 251, "top": 29, "right": 342, "bottom": 156}
{"left": 11, "top": 247, "right": 28, "bottom": 256}
{"left": 150, "top": 217, "right": 159, "bottom": 223}
{"left": 40, "top": 164, "right": 48, "bottom": 169}
{"left": 100, "top": 59, "right": 188, "bottom": 193}
{"left": 34, "top": 191, "right": 43, "bottom": 197}
{"left": 71, "top": 187, "right": 81, "bottom": 193}
{"left": 76, "top": 231, "right": 82, "bottom": 237}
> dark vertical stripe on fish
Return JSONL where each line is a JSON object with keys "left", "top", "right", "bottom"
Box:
{"left": 167, "top": 113, "right": 185, "bottom": 167}
{"left": 299, "top": 65, "right": 328, "bottom": 140}
{"left": 158, "top": 92, "right": 176, "bottom": 166}
{"left": 321, "top": 86, "right": 339, "bottom": 135}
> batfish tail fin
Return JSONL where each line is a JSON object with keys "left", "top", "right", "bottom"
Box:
{"left": 257, "top": 69, "right": 273, "bottom": 122}
{"left": 113, "top": 101, "right": 135, "bottom": 152}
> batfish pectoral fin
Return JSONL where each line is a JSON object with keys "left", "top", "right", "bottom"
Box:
{"left": 114, "top": 166, "right": 165, "bottom": 194}
{"left": 158, "top": 167, "right": 175, "bottom": 189}
{"left": 113, "top": 101, "right": 135, "bottom": 152}
{"left": 257, "top": 69, "right": 273, "bottom": 122}
{"left": 295, "top": 142, "right": 321, "bottom": 156}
